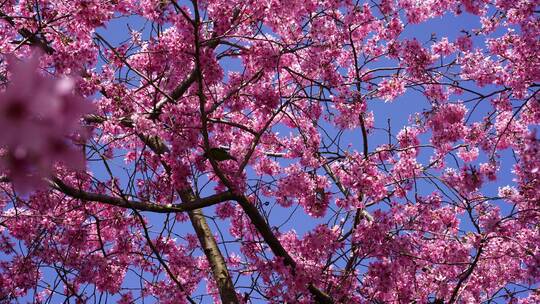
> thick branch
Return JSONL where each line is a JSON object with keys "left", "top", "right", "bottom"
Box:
{"left": 235, "top": 195, "right": 334, "bottom": 304}
{"left": 189, "top": 1, "right": 239, "bottom": 302}
{"left": 179, "top": 189, "right": 239, "bottom": 304}
{"left": 50, "top": 178, "right": 235, "bottom": 213}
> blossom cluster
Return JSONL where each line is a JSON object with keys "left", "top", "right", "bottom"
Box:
{"left": 0, "top": 53, "right": 92, "bottom": 193}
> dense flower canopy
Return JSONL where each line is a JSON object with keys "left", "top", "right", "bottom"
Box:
{"left": 0, "top": 0, "right": 539, "bottom": 303}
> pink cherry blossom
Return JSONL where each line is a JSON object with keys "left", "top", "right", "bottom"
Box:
{"left": 0, "top": 52, "right": 93, "bottom": 193}
{"left": 378, "top": 77, "right": 406, "bottom": 102}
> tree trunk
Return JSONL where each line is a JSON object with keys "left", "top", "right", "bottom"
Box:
{"left": 180, "top": 189, "right": 239, "bottom": 304}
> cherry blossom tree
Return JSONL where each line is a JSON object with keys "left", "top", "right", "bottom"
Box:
{"left": 0, "top": 0, "right": 539, "bottom": 303}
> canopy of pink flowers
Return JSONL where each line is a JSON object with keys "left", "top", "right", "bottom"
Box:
{"left": 0, "top": 0, "right": 538, "bottom": 303}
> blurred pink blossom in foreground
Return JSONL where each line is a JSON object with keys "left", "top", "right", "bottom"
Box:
{"left": 0, "top": 53, "right": 93, "bottom": 193}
